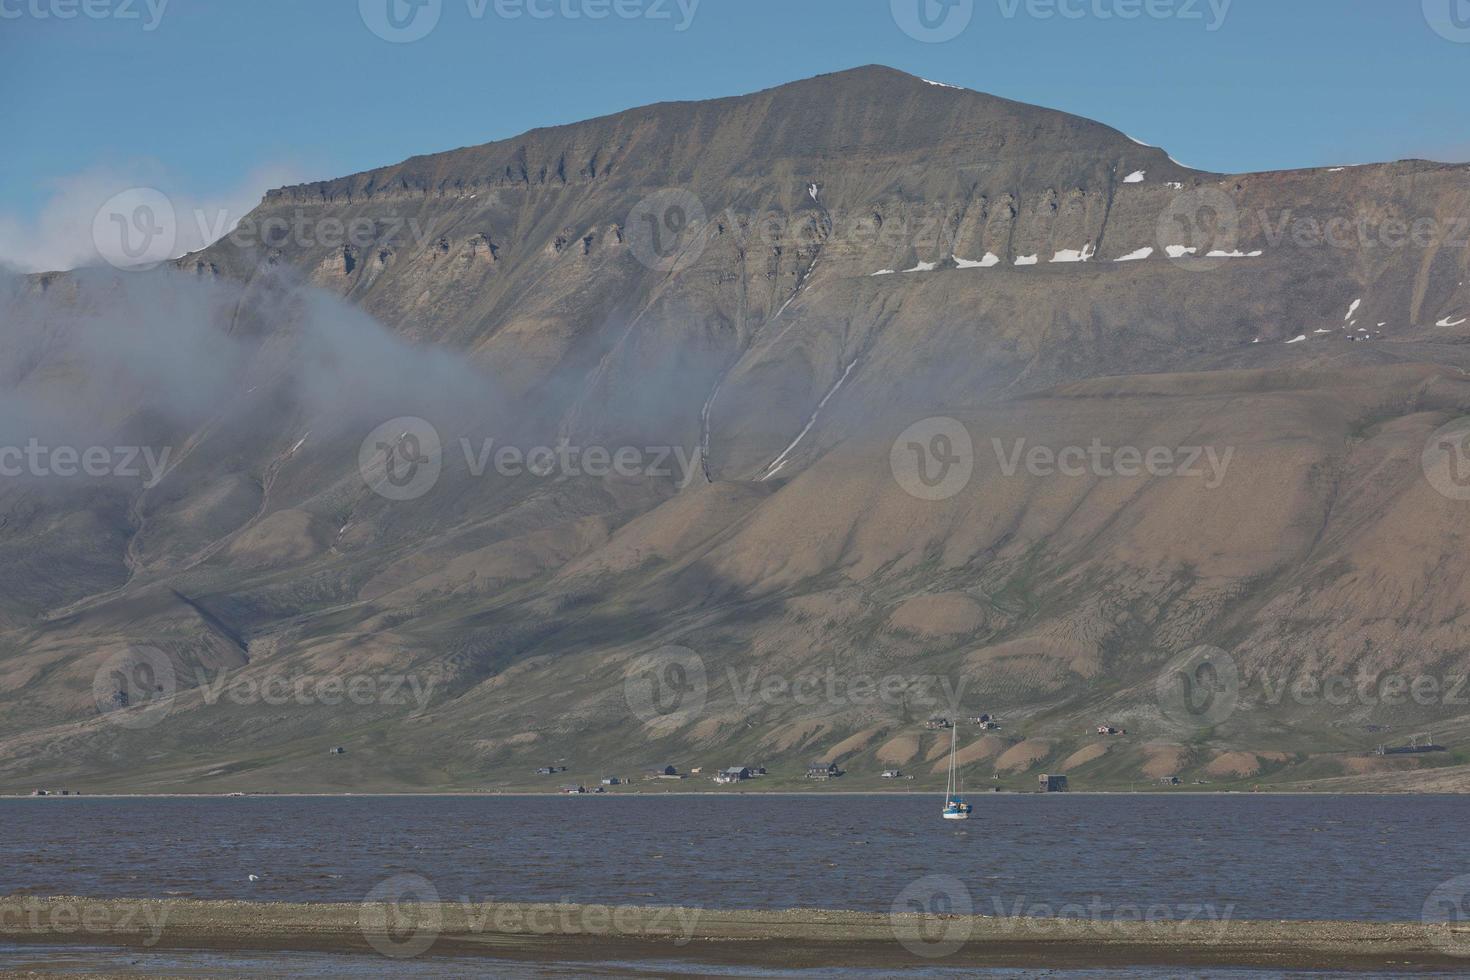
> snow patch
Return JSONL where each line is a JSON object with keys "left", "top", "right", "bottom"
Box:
{"left": 808, "top": 183, "right": 819, "bottom": 201}
{"left": 954, "top": 253, "right": 1000, "bottom": 269}
{"left": 1164, "top": 245, "right": 1197, "bottom": 258}
{"left": 1204, "top": 249, "right": 1264, "bottom": 258}
{"left": 1345, "top": 299, "right": 1361, "bottom": 321}
{"left": 903, "top": 260, "right": 939, "bottom": 273}
{"left": 921, "top": 78, "right": 962, "bottom": 90}
{"left": 1285, "top": 335, "right": 1306, "bottom": 344}
{"left": 870, "top": 269, "right": 896, "bottom": 276}
{"left": 1014, "top": 254, "right": 1039, "bottom": 266}
{"left": 1123, "top": 171, "right": 1146, "bottom": 183}
{"left": 1439, "top": 315, "right": 1468, "bottom": 327}
{"left": 1115, "top": 247, "right": 1154, "bottom": 262}
{"left": 1051, "top": 244, "right": 1096, "bottom": 263}
{"left": 1166, "top": 181, "right": 1184, "bottom": 189}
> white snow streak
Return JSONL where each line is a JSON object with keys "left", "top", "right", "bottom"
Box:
{"left": 761, "top": 359, "right": 859, "bottom": 480}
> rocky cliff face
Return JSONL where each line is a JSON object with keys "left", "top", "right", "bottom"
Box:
{"left": 3, "top": 66, "right": 1470, "bottom": 792}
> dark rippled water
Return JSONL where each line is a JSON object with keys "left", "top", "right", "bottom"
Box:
{"left": 2, "top": 793, "right": 1465, "bottom": 921}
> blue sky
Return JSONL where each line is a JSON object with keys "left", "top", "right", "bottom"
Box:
{"left": 2, "top": 0, "right": 1467, "bottom": 271}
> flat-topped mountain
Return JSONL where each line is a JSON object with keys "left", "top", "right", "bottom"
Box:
{"left": 3, "top": 66, "right": 1470, "bottom": 793}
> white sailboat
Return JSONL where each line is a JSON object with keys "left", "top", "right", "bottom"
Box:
{"left": 941, "top": 724, "right": 973, "bottom": 820}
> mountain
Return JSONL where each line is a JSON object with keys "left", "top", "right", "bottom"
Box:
{"left": 3, "top": 66, "right": 1470, "bottom": 793}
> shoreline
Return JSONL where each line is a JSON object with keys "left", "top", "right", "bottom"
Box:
{"left": 0, "top": 788, "right": 1448, "bottom": 799}
{"left": 2, "top": 897, "right": 1466, "bottom": 973}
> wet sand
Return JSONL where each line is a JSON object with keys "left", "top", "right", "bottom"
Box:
{"left": 3, "top": 897, "right": 1468, "bottom": 974}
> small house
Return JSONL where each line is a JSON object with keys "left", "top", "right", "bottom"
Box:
{"left": 1038, "top": 774, "right": 1068, "bottom": 793}
{"left": 881, "top": 769, "right": 904, "bottom": 779}
{"left": 645, "top": 765, "right": 683, "bottom": 779}
{"left": 1158, "top": 776, "right": 1181, "bottom": 786}
{"left": 806, "top": 761, "right": 843, "bottom": 780}
{"left": 924, "top": 718, "right": 952, "bottom": 730}
{"left": 535, "top": 765, "right": 567, "bottom": 776}
{"left": 715, "top": 766, "right": 751, "bottom": 784}
{"left": 561, "top": 784, "right": 587, "bottom": 794}
{"left": 746, "top": 765, "right": 767, "bottom": 776}
{"left": 600, "top": 776, "right": 622, "bottom": 786}
{"left": 329, "top": 746, "right": 346, "bottom": 755}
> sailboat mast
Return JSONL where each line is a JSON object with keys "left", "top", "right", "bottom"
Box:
{"left": 946, "top": 724, "right": 956, "bottom": 800}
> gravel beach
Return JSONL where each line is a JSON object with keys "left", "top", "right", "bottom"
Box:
{"left": 3, "top": 896, "right": 1468, "bottom": 975}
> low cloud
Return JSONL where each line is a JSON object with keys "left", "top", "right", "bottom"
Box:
{"left": 0, "top": 162, "right": 306, "bottom": 275}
